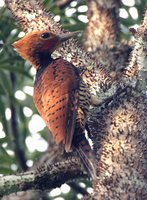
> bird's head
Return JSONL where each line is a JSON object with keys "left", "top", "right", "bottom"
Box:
{"left": 13, "top": 30, "right": 80, "bottom": 69}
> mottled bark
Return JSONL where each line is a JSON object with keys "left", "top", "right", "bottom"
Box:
{"left": 84, "top": 0, "right": 121, "bottom": 51}
{"left": 86, "top": 87, "right": 147, "bottom": 199}
{"left": 84, "top": 3, "right": 147, "bottom": 199}
{"left": 83, "top": 0, "right": 132, "bottom": 83}
{"left": 0, "top": 157, "right": 86, "bottom": 198}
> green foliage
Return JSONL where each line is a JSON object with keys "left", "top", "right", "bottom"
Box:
{"left": 0, "top": 0, "right": 145, "bottom": 199}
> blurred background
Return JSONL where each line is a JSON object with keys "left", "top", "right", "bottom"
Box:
{"left": 0, "top": 0, "right": 146, "bottom": 199}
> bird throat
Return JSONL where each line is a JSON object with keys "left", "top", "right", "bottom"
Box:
{"left": 34, "top": 53, "right": 53, "bottom": 86}
{"left": 35, "top": 51, "right": 53, "bottom": 69}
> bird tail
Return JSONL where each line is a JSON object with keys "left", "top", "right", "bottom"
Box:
{"left": 73, "top": 135, "right": 97, "bottom": 180}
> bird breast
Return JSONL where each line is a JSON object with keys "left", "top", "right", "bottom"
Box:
{"left": 33, "top": 58, "right": 80, "bottom": 145}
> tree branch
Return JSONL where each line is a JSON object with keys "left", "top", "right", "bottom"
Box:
{"left": 85, "top": 8, "right": 147, "bottom": 199}
{"left": 87, "top": 88, "right": 147, "bottom": 199}
{"left": 82, "top": 0, "right": 132, "bottom": 104}
{"left": 2, "top": 190, "right": 50, "bottom": 200}
{"left": 84, "top": 0, "right": 121, "bottom": 51}
{"left": 0, "top": 157, "right": 87, "bottom": 197}
{"left": 122, "top": 9, "right": 147, "bottom": 90}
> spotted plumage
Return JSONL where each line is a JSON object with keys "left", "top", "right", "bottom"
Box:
{"left": 34, "top": 58, "right": 81, "bottom": 151}
{"left": 13, "top": 30, "right": 96, "bottom": 179}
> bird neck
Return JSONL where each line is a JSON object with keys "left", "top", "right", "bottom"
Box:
{"left": 32, "top": 51, "right": 53, "bottom": 70}
{"left": 34, "top": 53, "right": 54, "bottom": 86}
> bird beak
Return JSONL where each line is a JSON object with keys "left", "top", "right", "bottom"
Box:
{"left": 58, "top": 31, "right": 82, "bottom": 43}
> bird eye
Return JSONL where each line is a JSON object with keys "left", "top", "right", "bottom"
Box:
{"left": 40, "top": 32, "right": 50, "bottom": 40}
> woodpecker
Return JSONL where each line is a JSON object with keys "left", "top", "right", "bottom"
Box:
{"left": 13, "top": 30, "right": 96, "bottom": 179}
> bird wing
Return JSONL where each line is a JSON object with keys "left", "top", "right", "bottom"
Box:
{"left": 34, "top": 59, "right": 80, "bottom": 151}
{"left": 64, "top": 89, "right": 79, "bottom": 152}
